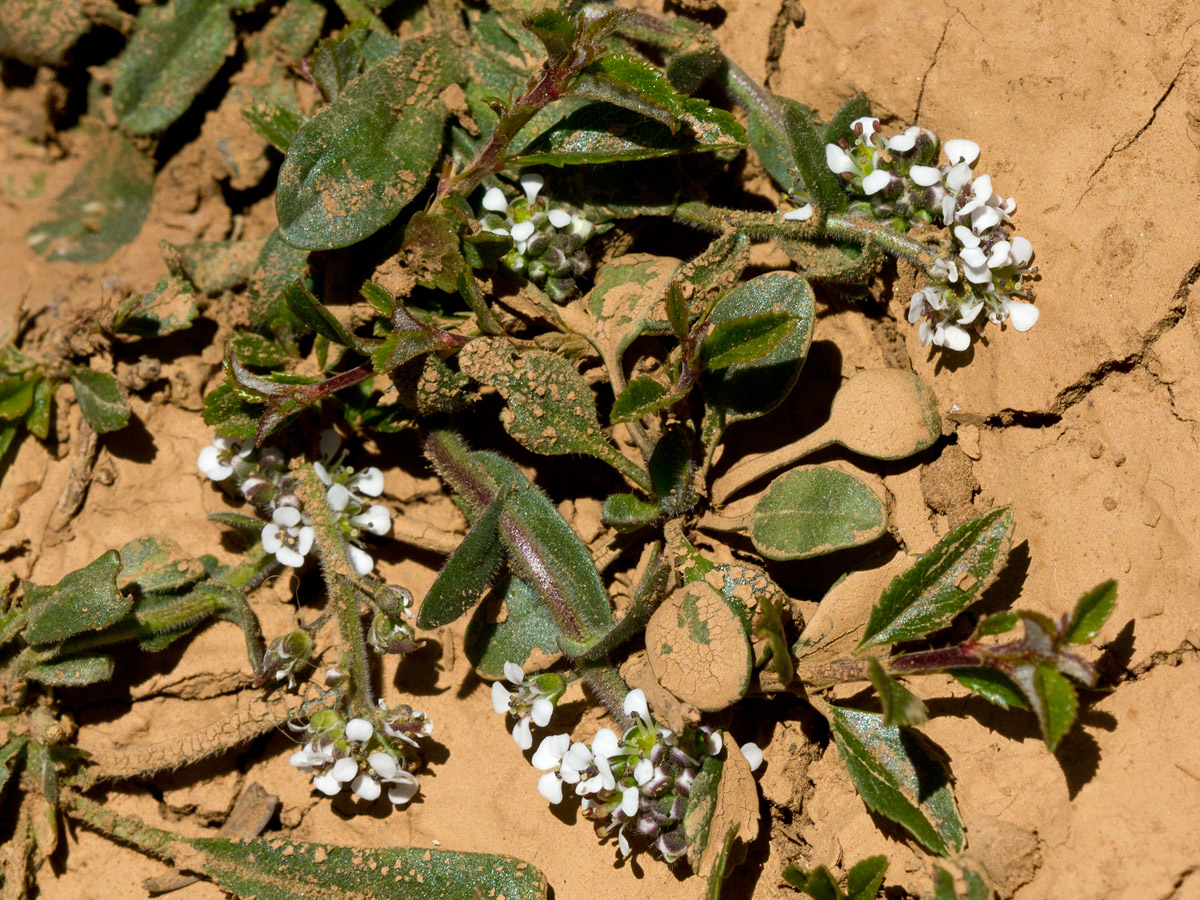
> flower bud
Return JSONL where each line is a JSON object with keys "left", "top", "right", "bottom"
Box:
{"left": 256, "top": 628, "right": 314, "bottom": 688}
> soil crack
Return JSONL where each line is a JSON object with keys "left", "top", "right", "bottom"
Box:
{"left": 913, "top": 12, "right": 954, "bottom": 124}
{"left": 764, "top": 0, "right": 805, "bottom": 88}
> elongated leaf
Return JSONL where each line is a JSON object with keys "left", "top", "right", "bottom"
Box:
{"left": 818, "top": 702, "right": 964, "bottom": 855}
{"left": 610, "top": 376, "right": 672, "bottom": 424}
{"left": 868, "top": 659, "right": 928, "bottom": 727}
{"left": 68, "top": 367, "right": 130, "bottom": 434}
{"left": 26, "top": 377, "right": 54, "bottom": 439}
{"left": 1010, "top": 664, "right": 1078, "bottom": 752}
{"left": 113, "top": 0, "right": 235, "bottom": 134}
{"left": 820, "top": 93, "right": 871, "bottom": 145}
{"left": 277, "top": 39, "right": 450, "bottom": 249}
{"left": 417, "top": 492, "right": 505, "bottom": 629}
{"left": 649, "top": 425, "right": 693, "bottom": 503}
{"left": 281, "top": 281, "right": 369, "bottom": 350}
{"left": 785, "top": 103, "right": 846, "bottom": 216}
{"left": 515, "top": 100, "right": 744, "bottom": 167}
{"left": 702, "top": 272, "right": 815, "bottom": 424}
{"left": 200, "top": 380, "right": 259, "bottom": 440}
{"left": 243, "top": 102, "right": 304, "bottom": 152}
{"left": 27, "top": 129, "right": 153, "bottom": 264}
{"left": 1063, "top": 580, "right": 1117, "bottom": 644}
{"left": 24, "top": 550, "right": 129, "bottom": 645}
{"left": 699, "top": 312, "right": 794, "bottom": 370}
{"left": 459, "top": 339, "right": 647, "bottom": 488}
{"left": 750, "top": 466, "right": 887, "bottom": 561}
{"left": 0, "top": 0, "right": 91, "bottom": 66}
{"left": 602, "top": 493, "right": 660, "bottom": 532}
{"left": 858, "top": 508, "right": 1014, "bottom": 650}
{"left": 846, "top": 855, "right": 889, "bottom": 900}
{"left": 577, "top": 54, "right": 686, "bottom": 127}
{"left": 0, "top": 376, "right": 35, "bottom": 419}
{"left": 225, "top": 332, "right": 290, "bottom": 368}
{"left": 464, "top": 577, "right": 562, "bottom": 678}
{"left": 27, "top": 655, "right": 114, "bottom": 686}
{"left": 951, "top": 668, "right": 1027, "bottom": 710}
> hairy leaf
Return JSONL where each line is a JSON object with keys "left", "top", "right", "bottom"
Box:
{"left": 750, "top": 466, "right": 887, "bottom": 561}
{"left": 818, "top": 702, "right": 964, "bottom": 856}
{"left": 610, "top": 376, "right": 672, "bottom": 424}
{"left": 858, "top": 508, "right": 1015, "bottom": 650}
{"left": 601, "top": 492, "right": 660, "bottom": 532}
{"left": 785, "top": 103, "right": 847, "bottom": 216}
{"left": 417, "top": 492, "right": 505, "bottom": 629}
{"left": 117, "top": 536, "right": 207, "bottom": 596}
{"left": 464, "top": 578, "right": 562, "bottom": 678}
{"left": 24, "top": 550, "right": 129, "bottom": 645}
{"left": 69, "top": 367, "right": 131, "bottom": 434}
{"left": 27, "top": 655, "right": 114, "bottom": 686}
{"left": 111, "top": 276, "right": 199, "bottom": 338}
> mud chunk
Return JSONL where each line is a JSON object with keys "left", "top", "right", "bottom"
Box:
{"left": 921, "top": 446, "right": 980, "bottom": 528}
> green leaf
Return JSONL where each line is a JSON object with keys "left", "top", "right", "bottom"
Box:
{"left": 649, "top": 425, "right": 694, "bottom": 503}
{"left": 464, "top": 577, "right": 562, "bottom": 678}
{"left": 24, "top": 550, "right": 130, "bottom": 645}
{"left": 515, "top": 100, "right": 745, "bottom": 167}
{"left": 0, "top": 421, "right": 21, "bottom": 485}
{"left": 69, "top": 367, "right": 131, "bottom": 434}
{"left": 243, "top": 102, "right": 305, "bottom": 152}
{"left": 167, "top": 239, "right": 261, "bottom": 294}
{"left": 975, "top": 611, "right": 1018, "bottom": 637}
{"left": 868, "top": 659, "right": 928, "bottom": 727}
{"left": 665, "top": 282, "right": 689, "bottom": 338}
{"left": 700, "top": 311, "right": 795, "bottom": 370}
{"left": 248, "top": 228, "right": 311, "bottom": 331}
{"left": 113, "top": 0, "right": 236, "bottom": 134}
{"left": 183, "top": 834, "right": 549, "bottom": 900}
{"left": 310, "top": 21, "right": 373, "bottom": 102}
{"left": 951, "top": 668, "right": 1027, "bottom": 710}
{"left": 674, "top": 230, "right": 750, "bottom": 320}
{"left": 27, "top": 128, "right": 153, "bottom": 264}
{"left": 200, "top": 380, "right": 259, "bottom": 441}
{"left": 820, "top": 93, "right": 872, "bottom": 145}
{"left": 459, "top": 339, "right": 649, "bottom": 489}
{"left": 208, "top": 512, "right": 267, "bottom": 545}
{"left": 702, "top": 272, "right": 815, "bottom": 424}
{"left": 0, "top": 376, "right": 35, "bottom": 420}
{"left": 524, "top": 9, "right": 575, "bottom": 61}
{"left": 417, "top": 491, "right": 506, "bottom": 629}
{"left": 110, "top": 276, "right": 199, "bottom": 338}
{"left": 281, "top": 280, "right": 369, "bottom": 350}
{"left": 858, "top": 508, "right": 1015, "bottom": 650}
{"left": 750, "top": 466, "right": 887, "bottom": 561}
{"left": 584, "top": 253, "right": 680, "bottom": 386}
{"left": 787, "top": 866, "right": 841, "bottom": 900}
{"left": 610, "top": 376, "right": 672, "bottom": 424}
{"left": 737, "top": 86, "right": 804, "bottom": 194}
{"left": 577, "top": 54, "right": 687, "bottom": 128}
{"left": 1028, "top": 665, "right": 1078, "bottom": 752}
{"left": 277, "top": 39, "right": 450, "bottom": 250}
{"left": 0, "top": 737, "right": 25, "bottom": 797}
{"left": 25, "top": 377, "right": 54, "bottom": 439}
{"left": 27, "top": 655, "right": 114, "bottom": 686}
{"left": 818, "top": 702, "right": 964, "bottom": 856}
{"left": 226, "top": 332, "right": 290, "bottom": 368}
{"left": 117, "top": 536, "right": 207, "bottom": 595}
{"left": 1063, "top": 580, "right": 1117, "bottom": 644}
{"left": 601, "top": 493, "right": 660, "bottom": 532}
{"left": 784, "top": 103, "right": 846, "bottom": 216}
{"left": 845, "top": 855, "right": 889, "bottom": 900}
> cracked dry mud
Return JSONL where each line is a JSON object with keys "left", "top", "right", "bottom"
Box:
{"left": 2, "top": 1, "right": 1199, "bottom": 899}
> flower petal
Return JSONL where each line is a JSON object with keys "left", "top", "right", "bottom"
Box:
{"left": 347, "top": 544, "right": 374, "bottom": 576}
{"left": 591, "top": 728, "right": 619, "bottom": 760}
{"left": 520, "top": 173, "right": 544, "bottom": 204}
{"left": 941, "top": 324, "right": 972, "bottom": 351}
{"left": 261, "top": 524, "right": 283, "bottom": 554}
{"left": 482, "top": 187, "right": 508, "bottom": 213}
{"left": 623, "top": 689, "right": 650, "bottom": 722}
{"left": 944, "top": 139, "right": 980, "bottom": 166}
{"left": 1011, "top": 235, "right": 1033, "bottom": 267}
{"left": 351, "top": 504, "right": 392, "bottom": 536}
{"left": 388, "top": 773, "right": 419, "bottom": 805}
{"left": 512, "top": 717, "right": 533, "bottom": 750}
{"left": 273, "top": 506, "right": 301, "bottom": 527}
{"left": 531, "top": 697, "right": 554, "bottom": 728}
{"left": 276, "top": 546, "right": 305, "bottom": 568}
{"left": 331, "top": 757, "right": 359, "bottom": 782}
{"left": 352, "top": 773, "right": 381, "bottom": 801}
{"left": 352, "top": 467, "right": 385, "bottom": 497}
{"left": 326, "top": 483, "right": 350, "bottom": 511}
{"left": 503, "top": 661, "right": 526, "bottom": 684}
{"left": 345, "top": 718, "right": 374, "bottom": 743}
{"left": 909, "top": 164, "right": 941, "bottom": 186}
{"left": 313, "top": 773, "right": 341, "bottom": 796}
{"left": 862, "top": 169, "right": 893, "bottom": 195}
{"left": 953, "top": 225, "right": 980, "bottom": 249}
{"left": 825, "top": 143, "right": 855, "bottom": 175}
{"left": 782, "top": 202, "right": 813, "bottom": 221}
{"left": 1006, "top": 300, "right": 1040, "bottom": 332}
{"left": 547, "top": 208, "right": 572, "bottom": 228}
{"left": 538, "top": 771, "right": 564, "bottom": 804}
{"left": 510, "top": 220, "right": 535, "bottom": 242}
{"left": 532, "top": 734, "right": 570, "bottom": 770}
{"left": 492, "top": 681, "right": 513, "bottom": 715}
{"left": 621, "top": 785, "right": 639, "bottom": 817}
{"left": 295, "top": 526, "right": 315, "bottom": 557}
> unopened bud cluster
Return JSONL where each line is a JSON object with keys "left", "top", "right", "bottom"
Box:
{"left": 478, "top": 173, "right": 595, "bottom": 302}
{"left": 289, "top": 705, "right": 430, "bottom": 806}
{"left": 196, "top": 430, "right": 392, "bottom": 575}
{"left": 825, "top": 117, "right": 1039, "bottom": 351}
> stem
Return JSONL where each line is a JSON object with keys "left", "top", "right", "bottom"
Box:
{"left": 292, "top": 463, "right": 374, "bottom": 716}
{"left": 64, "top": 792, "right": 175, "bottom": 861}
{"left": 887, "top": 644, "right": 983, "bottom": 674}
{"left": 581, "top": 663, "right": 634, "bottom": 732}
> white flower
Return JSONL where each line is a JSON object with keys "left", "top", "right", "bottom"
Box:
{"left": 492, "top": 679, "right": 514, "bottom": 715}
{"left": 351, "top": 773, "right": 381, "bottom": 801}
{"left": 740, "top": 742, "right": 764, "bottom": 772}
{"left": 783, "top": 202, "right": 813, "bottom": 221}
{"left": 331, "top": 757, "right": 358, "bottom": 783}
{"left": 261, "top": 507, "right": 314, "bottom": 568}
{"left": 520, "top": 173, "right": 544, "bottom": 205}
{"left": 944, "top": 139, "right": 980, "bottom": 166}
{"left": 385, "top": 770, "right": 420, "bottom": 805}
{"left": 825, "top": 143, "right": 857, "bottom": 175}
{"left": 591, "top": 728, "right": 620, "bottom": 760}
{"left": 345, "top": 718, "right": 373, "bottom": 743}
{"left": 909, "top": 164, "right": 941, "bottom": 186}
{"left": 623, "top": 689, "right": 650, "bottom": 724}
{"left": 998, "top": 299, "right": 1039, "bottom": 332}
{"left": 850, "top": 116, "right": 881, "bottom": 146}
{"left": 350, "top": 467, "right": 384, "bottom": 497}
{"left": 346, "top": 544, "right": 374, "bottom": 576}
{"left": 197, "top": 436, "right": 251, "bottom": 481}
{"left": 327, "top": 483, "right": 351, "bottom": 511}
{"left": 510, "top": 220, "right": 536, "bottom": 242}
{"left": 482, "top": 187, "right": 508, "bottom": 213}
{"left": 513, "top": 717, "right": 534, "bottom": 750}
{"left": 351, "top": 504, "right": 391, "bottom": 536}
{"left": 547, "top": 209, "right": 572, "bottom": 228}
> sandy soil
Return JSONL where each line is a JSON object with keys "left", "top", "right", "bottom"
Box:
{"left": 2, "top": 1, "right": 1199, "bottom": 898}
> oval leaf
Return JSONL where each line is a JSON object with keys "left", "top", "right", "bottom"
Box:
{"left": 858, "top": 507, "right": 1015, "bottom": 650}
{"left": 24, "top": 550, "right": 129, "bottom": 645}
{"left": 750, "top": 465, "right": 887, "bottom": 561}
{"left": 69, "top": 366, "right": 131, "bottom": 434}
{"left": 277, "top": 40, "right": 449, "bottom": 249}
{"left": 1063, "top": 579, "right": 1117, "bottom": 644}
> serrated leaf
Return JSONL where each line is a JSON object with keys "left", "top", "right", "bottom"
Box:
{"left": 27, "top": 655, "right": 114, "bottom": 686}
{"left": 951, "top": 668, "right": 1027, "bottom": 710}
{"left": 180, "top": 833, "right": 549, "bottom": 900}
{"left": 818, "top": 702, "right": 964, "bottom": 856}
{"left": 524, "top": 8, "right": 575, "bottom": 61}
{"left": 868, "top": 659, "right": 928, "bottom": 727}
{"left": 200, "top": 380, "right": 259, "bottom": 440}
{"left": 277, "top": 39, "right": 450, "bottom": 250}
{"left": 69, "top": 366, "right": 131, "bottom": 434}
{"left": 577, "top": 54, "right": 686, "bottom": 128}
{"left": 845, "top": 855, "right": 889, "bottom": 900}
{"left": 702, "top": 271, "right": 815, "bottom": 424}
{"left": 785, "top": 103, "right": 846, "bottom": 216}
{"left": 858, "top": 508, "right": 1014, "bottom": 650}
{"left": 1019, "top": 664, "right": 1078, "bottom": 752}
{"left": 281, "top": 280, "right": 369, "bottom": 350}
{"left": 27, "top": 128, "right": 153, "bottom": 263}
{"left": 700, "top": 311, "right": 794, "bottom": 370}
{"left": 464, "top": 577, "right": 562, "bottom": 678}
{"left": 110, "top": 275, "right": 199, "bottom": 338}
{"left": 750, "top": 465, "right": 887, "bottom": 561}
{"left": 417, "top": 491, "right": 506, "bottom": 629}
{"left": 113, "top": 0, "right": 235, "bottom": 134}
{"left": 1063, "top": 580, "right": 1117, "bottom": 644}
{"left": 610, "top": 376, "right": 672, "bottom": 424}
{"left": 514, "top": 100, "right": 744, "bottom": 167}
{"left": 601, "top": 493, "right": 660, "bottom": 532}
{"left": 24, "top": 550, "right": 129, "bottom": 645}
{"left": 459, "top": 339, "right": 648, "bottom": 488}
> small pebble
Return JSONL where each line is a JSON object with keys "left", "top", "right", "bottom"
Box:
{"left": 1102, "top": 497, "right": 1117, "bottom": 511}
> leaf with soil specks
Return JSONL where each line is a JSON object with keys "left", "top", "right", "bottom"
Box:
{"left": 113, "top": 0, "right": 235, "bottom": 134}
{"left": 682, "top": 737, "right": 760, "bottom": 880}
{"left": 858, "top": 508, "right": 1014, "bottom": 650}
{"left": 27, "top": 129, "right": 153, "bottom": 264}
{"left": 750, "top": 466, "right": 887, "bottom": 561}
{"left": 815, "top": 701, "right": 964, "bottom": 856}
{"left": 276, "top": 38, "right": 451, "bottom": 250}
{"left": 27, "top": 655, "right": 114, "bottom": 686}
{"left": 699, "top": 311, "right": 796, "bottom": 370}
{"left": 68, "top": 367, "right": 130, "bottom": 434}
{"left": 23, "top": 550, "right": 129, "bottom": 646}
{"left": 465, "top": 577, "right": 562, "bottom": 678}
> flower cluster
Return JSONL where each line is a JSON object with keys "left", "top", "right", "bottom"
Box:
{"left": 491, "top": 662, "right": 567, "bottom": 749}
{"left": 196, "top": 431, "right": 392, "bottom": 575}
{"left": 289, "top": 706, "right": 430, "bottom": 806}
{"left": 477, "top": 173, "right": 596, "bottom": 302}
{"left": 825, "top": 117, "right": 1038, "bottom": 350}
{"left": 525, "top": 689, "right": 762, "bottom": 864}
